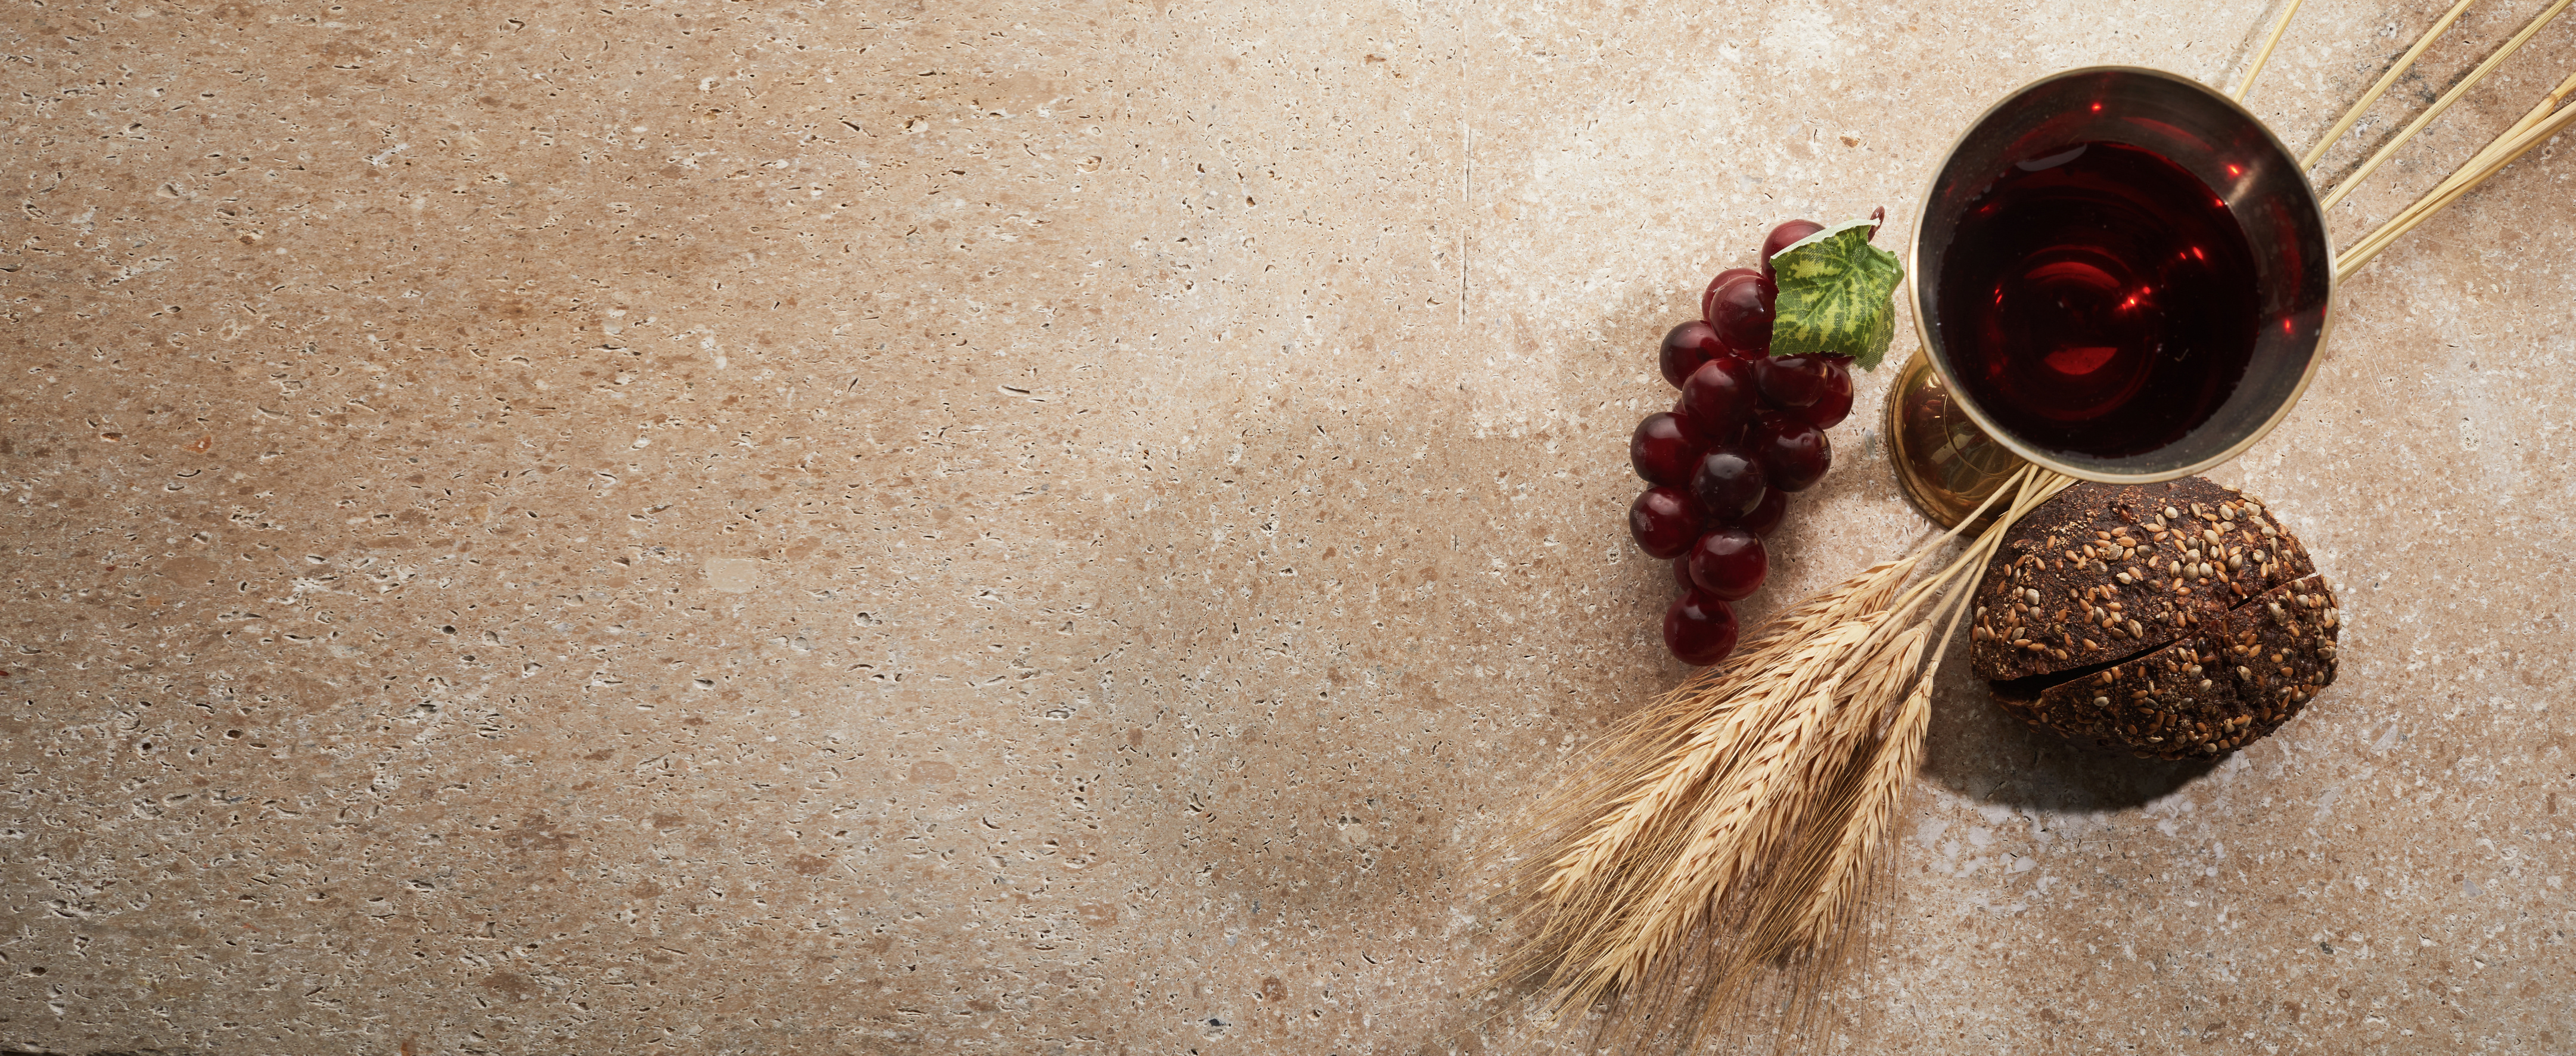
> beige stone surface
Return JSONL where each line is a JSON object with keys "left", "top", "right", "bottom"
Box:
{"left": 2, "top": 0, "right": 2571, "bottom": 1052}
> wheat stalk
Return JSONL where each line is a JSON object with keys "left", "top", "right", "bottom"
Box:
{"left": 1782, "top": 663, "right": 1932, "bottom": 951}
{"left": 2300, "top": 0, "right": 2476, "bottom": 169}
{"left": 2317, "top": 0, "right": 2574, "bottom": 209}
{"left": 2231, "top": 0, "right": 2304, "bottom": 103}
{"left": 1518, "top": 602, "right": 1903, "bottom": 1023}
{"left": 1500, "top": 7, "right": 2576, "bottom": 1037}
{"left": 1586, "top": 622, "right": 1870, "bottom": 984}
{"left": 2338, "top": 73, "right": 2576, "bottom": 279}
{"left": 1532, "top": 622, "right": 1869, "bottom": 1015}
{"left": 1746, "top": 476, "right": 2053, "bottom": 971}
{"left": 1534, "top": 559, "right": 1917, "bottom": 906}
{"left": 1508, "top": 467, "right": 2075, "bottom": 1042}
{"left": 1769, "top": 581, "right": 1984, "bottom": 959}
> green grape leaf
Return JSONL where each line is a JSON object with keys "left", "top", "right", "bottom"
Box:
{"left": 1767, "top": 216, "right": 1904, "bottom": 370}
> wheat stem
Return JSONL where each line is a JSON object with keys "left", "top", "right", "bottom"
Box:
{"left": 2356, "top": 68, "right": 2576, "bottom": 232}
{"left": 2336, "top": 90, "right": 2576, "bottom": 279}
{"left": 1771, "top": 469, "right": 2064, "bottom": 937}
{"left": 1513, "top": 468, "right": 2076, "bottom": 1033}
{"left": 2319, "top": 0, "right": 2575, "bottom": 209}
{"left": 2301, "top": 0, "right": 2479, "bottom": 169}
{"left": 1533, "top": 562, "right": 1919, "bottom": 908}
{"left": 1845, "top": 465, "right": 2042, "bottom": 662}
{"left": 1533, "top": 516, "right": 1993, "bottom": 912}
{"left": 1785, "top": 664, "right": 1931, "bottom": 948}
{"left": 2336, "top": 71, "right": 2576, "bottom": 278}
{"left": 2234, "top": 0, "right": 2305, "bottom": 103}
{"left": 1709, "top": 476, "right": 2062, "bottom": 983}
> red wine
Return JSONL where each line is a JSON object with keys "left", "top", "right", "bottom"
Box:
{"left": 1937, "top": 142, "right": 2259, "bottom": 459}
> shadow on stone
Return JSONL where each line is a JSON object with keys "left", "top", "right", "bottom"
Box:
{"left": 1921, "top": 660, "right": 2220, "bottom": 813}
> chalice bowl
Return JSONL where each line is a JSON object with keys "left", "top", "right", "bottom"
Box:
{"left": 1888, "top": 67, "right": 2335, "bottom": 525}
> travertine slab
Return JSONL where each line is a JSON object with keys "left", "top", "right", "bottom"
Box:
{"left": 2, "top": 1, "right": 2570, "bottom": 1052}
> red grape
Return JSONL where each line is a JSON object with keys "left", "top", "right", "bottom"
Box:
{"left": 1688, "top": 527, "right": 1768, "bottom": 601}
{"left": 1739, "top": 487, "right": 1788, "bottom": 538}
{"left": 1679, "top": 358, "right": 1757, "bottom": 442}
{"left": 1752, "top": 411, "right": 1832, "bottom": 492}
{"left": 1629, "top": 412, "right": 1701, "bottom": 486}
{"left": 1761, "top": 219, "right": 1826, "bottom": 278}
{"left": 1630, "top": 220, "right": 1852, "bottom": 657}
{"left": 1628, "top": 486, "right": 1702, "bottom": 559}
{"left": 1705, "top": 273, "right": 1777, "bottom": 357}
{"left": 1658, "top": 321, "right": 1728, "bottom": 389}
{"left": 1798, "top": 358, "right": 1854, "bottom": 429}
{"left": 1754, "top": 353, "right": 1834, "bottom": 408}
{"left": 1664, "top": 589, "right": 1740, "bottom": 666}
{"left": 1700, "top": 267, "right": 1761, "bottom": 331}
{"left": 1690, "top": 448, "right": 1767, "bottom": 521}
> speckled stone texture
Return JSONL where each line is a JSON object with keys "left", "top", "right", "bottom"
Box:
{"left": 2, "top": 1, "right": 2571, "bottom": 1052}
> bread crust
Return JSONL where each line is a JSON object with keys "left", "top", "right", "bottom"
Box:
{"left": 1970, "top": 478, "right": 2313, "bottom": 682}
{"left": 1972, "top": 478, "right": 2336, "bottom": 759}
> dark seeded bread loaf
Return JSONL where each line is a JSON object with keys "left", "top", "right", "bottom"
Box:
{"left": 1972, "top": 479, "right": 2338, "bottom": 759}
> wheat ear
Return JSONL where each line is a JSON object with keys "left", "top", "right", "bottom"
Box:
{"left": 1582, "top": 620, "right": 1876, "bottom": 990}
{"left": 1508, "top": 466, "right": 2067, "bottom": 1036}
{"left": 1772, "top": 468, "right": 2066, "bottom": 950}
{"left": 1533, "top": 556, "right": 1919, "bottom": 906}
{"left": 1786, "top": 662, "right": 1934, "bottom": 949}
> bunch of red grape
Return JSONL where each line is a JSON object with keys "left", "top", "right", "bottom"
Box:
{"left": 1628, "top": 219, "right": 1857, "bottom": 666}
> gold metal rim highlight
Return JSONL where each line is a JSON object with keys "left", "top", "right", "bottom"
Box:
{"left": 1900, "top": 64, "right": 2338, "bottom": 487}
